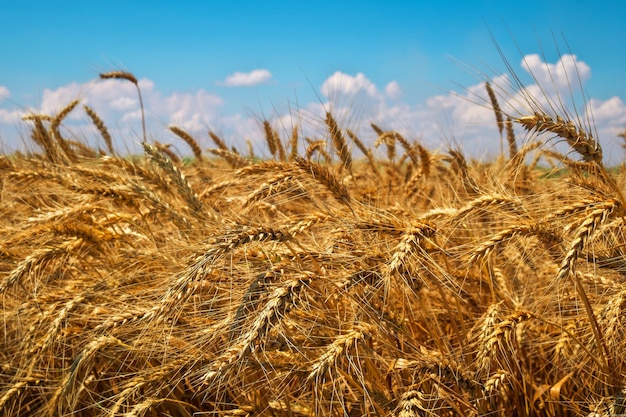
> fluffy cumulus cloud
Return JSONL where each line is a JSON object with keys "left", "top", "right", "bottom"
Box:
{"left": 0, "top": 86, "right": 19, "bottom": 126}
{"left": 0, "top": 77, "right": 226, "bottom": 153}
{"left": 385, "top": 81, "right": 402, "bottom": 99}
{"left": 0, "top": 86, "right": 29, "bottom": 141}
{"left": 299, "top": 55, "right": 625, "bottom": 163}
{"left": 586, "top": 96, "right": 626, "bottom": 154}
{"left": 222, "top": 69, "right": 272, "bottom": 87}
{"left": 284, "top": 70, "right": 497, "bottom": 155}
{"left": 0, "top": 109, "right": 22, "bottom": 126}
{"left": 521, "top": 54, "right": 590, "bottom": 92}
{"left": 0, "top": 86, "right": 10, "bottom": 101}
{"left": 1, "top": 54, "right": 625, "bottom": 163}
{"left": 321, "top": 71, "right": 379, "bottom": 98}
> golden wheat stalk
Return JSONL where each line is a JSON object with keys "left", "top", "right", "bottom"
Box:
{"left": 24, "top": 115, "right": 66, "bottom": 163}
{"left": 388, "top": 223, "right": 435, "bottom": 274}
{"left": 208, "top": 148, "right": 249, "bottom": 168}
{"left": 0, "top": 378, "right": 40, "bottom": 411}
{"left": 228, "top": 270, "right": 282, "bottom": 340}
{"left": 515, "top": 113, "right": 602, "bottom": 164}
{"left": 83, "top": 105, "right": 113, "bottom": 154}
{"left": 395, "top": 390, "right": 429, "bottom": 417}
{"left": 50, "top": 100, "right": 79, "bottom": 162}
{"left": 469, "top": 223, "right": 538, "bottom": 264}
{"left": 476, "top": 309, "right": 533, "bottom": 377}
{"left": 394, "top": 132, "right": 420, "bottom": 168}
{"left": 346, "top": 128, "right": 379, "bottom": 177}
{"left": 242, "top": 172, "right": 298, "bottom": 209}
{"left": 201, "top": 274, "right": 311, "bottom": 383}
{"left": 154, "top": 141, "right": 180, "bottom": 163}
{"left": 325, "top": 112, "right": 352, "bottom": 172}
{"left": 556, "top": 200, "right": 619, "bottom": 281}
{"left": 30, "top": 295, "right": 86, "bottom": 355}
{"left": 99, "top": 70, "right": 138, "bottom": 84}
{"left": 45, "top": 336, "right": 129, "bottom": 417}
{"left": 100, "top": 70, "right": 146, "bottom": 142}
{"left": 1, "top": 239, "right": 82, "bottom": 294}
{"left": 304, "top": 139, "right": 332, "bottom": 162}
{"left": 597, "top": 289, "right": 626, "bottom": 345}
{"left": 289, "top": 125, "right": 299, "bottom": 161}
{"left": 505, "top": 117, "right": 517, "bottom": 158}
{"left": 306, "top": 325, "right": 370, "bottom": 384}
{"left": 263, "top": 120, "right": 278, "bottom": 159}
{"left": 485, "top": 81, "right": 504, "bottom": 152}
{"left": 274, "top": 129, "right": 286, "bottom": 162}
{"left": 208, "top": 130, "right": 229, "bottom": 152}
{"left": 143, "top": 142, "right": 203, "bottom": 213}
{"left": 295, "top": 155, "right": 351, "bottom": 205}
{"left": 149, "top": 227, "right": 294, "bottom": 327}
{"left": 374, "top": 130, "right": 397, "bottom": 163}
{"left": 169, "top": 126, "right": 203, "bottom": 161}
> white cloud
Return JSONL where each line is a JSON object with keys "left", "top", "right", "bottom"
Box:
{"left": 521, "top": 53, "right": 590, "bottom": 91}
{"left": 586, "top": 96, "right": 626, "bottom": 147}
{"left": 1, "top": 54, "right": 625, "bottom": 165}
{"left": 385, "top": 81, "right": 402, "bottom": 99}
{"left": 587, "top": 96, "right": 626, "bottom": 122}
{"left": 222, "top": 69, "right": 272, "bottom": 87}
{"left": 0, "top": 86, "right": 10, "bottom": 101}
{"left": 285, "top": 55, "right": 626, "bottom": 163}
{"left": 516, "top": 54, "right": 592, "bottom": 115}
{"left": 0, "top": 77, "right": 226, "bottom": 152}
{"left": 0, "top": 108, "right": 21, "bottom": 125}
{"left": 110, "top": 97, "right": 137, "bottom": 111}
{"left": 320, "top": 71, "right": 378, "bottom": 98}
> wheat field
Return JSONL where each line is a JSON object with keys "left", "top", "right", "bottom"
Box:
{"left": 1, "top": 68, "right": 625, "bottom": 417}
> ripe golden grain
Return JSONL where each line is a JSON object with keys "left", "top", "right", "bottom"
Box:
{"left": 169, "top": 126, "right": 203, "bottom": 161}
{"left": 3, "top": 44, "right": 626, "bottom": 417}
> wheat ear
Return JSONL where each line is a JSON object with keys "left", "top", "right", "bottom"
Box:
{"left": 208, "top": 130, "right": 229, "bottom": 151}
{"left": 326, "top": 112, "right": 352, "bottom": 172}
{"left": 100, "top": 71, "right": 146, "bottom": 142}
{"left": 50, "top": 99, "right": 79, "bottom": 162}
{"left": 201, "top": 274, "right": 311, "bottom": 383}
{"left": 83, "top": 105, "right": 114, "bottom": 154}
{"left": 556, "top": 200, "right": 621, "bottom": 388}
{"left": 169, "top": 126, "right": 203, "bottom": 161}
{"left": 208, "top": 148, "right": 249, "bottom": 168}
{"left": 0, "top": 378, "right": 40, "bottom": 411}
{"left": 289, "top": 124, "right": 299, "bottom": 160}
{"left": 346, "top": 129, "right": 379, "bottom": 176}
{"left": 306, "top": 325, "right": 371, "bottom": 384}
{"left": 263, "top": 120, "right": 278, "bottom": 159}
{"left": 374, "top": 130, "right": 397, "bottom": 163}
{"left": 556, "top": 200, "right": 619, "bottom": 281}
{"left": 505, "top": 117, "right": 517, "bottom": 158}
{"left": 476, "top": 310, "right": 533, "bottom": 377}
{"left": 395, "top": 390, "right": 429, "bottom": 417}
{"left": 515, "top": 113, "right": 602, "bottom": 164}
{"left": 46, "top": 336, "right": 128, "bottom": 417}
{"left": 388, "top": 222, "right": 435, "bottom": 274}
{"left": 154, "top": 142, "right": 180, "bottom": 163}
{"left": 485, "top": 82, "right": 504, "bottom": 152}
{"left": 295, "top": 155, "right": 351, "bottom": 205}
{"left": 153, "top": 227, "right": 293, "bottom": 325}
{"left": 394, "top": 132, "right": 419, "bottom": 168}
{"left": 304, "top": 139, "right": 332, "bottom": 162}
{"left": 23, "top": 115, "right": 69, "bottom": 163}
{"left": 143, "top": 142, "right": 203, "bottom": 213}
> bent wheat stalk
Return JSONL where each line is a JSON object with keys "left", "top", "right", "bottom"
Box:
{"left": 556, "top": 200, "right": 621, "bottom": 389}
{"left": 100, "top": 71, "right": 146, "bottom": 142}
{"left": 515, "top": 113, "right": 602, "bottom": 164}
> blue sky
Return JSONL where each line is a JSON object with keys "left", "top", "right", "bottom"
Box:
{"left": 1, "top": 0, "right": 626, "bottom": 161}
